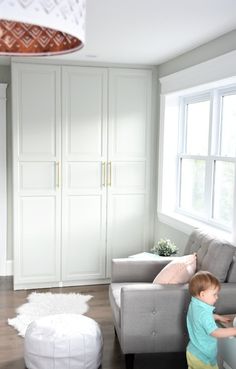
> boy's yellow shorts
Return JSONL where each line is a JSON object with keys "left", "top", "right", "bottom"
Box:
{"left": 186, "top": 351, "right": 219, "bottom": 369}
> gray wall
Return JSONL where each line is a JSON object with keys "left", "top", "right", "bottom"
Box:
{"left": 155, "top": 29, "right": 236, "bottom": 248}
{"left": 0, "top": 65, "right": 12, "bottom": 260}
{"left": 155, "top": 222, "right": 189, "bottom": 255}
{"left": 159, "top": 29, "right": 236, "bottom": 78}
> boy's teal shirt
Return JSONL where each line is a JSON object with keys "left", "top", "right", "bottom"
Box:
{"left": 187, "top": 296, "right": 218, "bottom": 365}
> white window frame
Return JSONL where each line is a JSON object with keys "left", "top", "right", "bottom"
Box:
{"left": 158, "top": 50, "right": 236, "bottom": 243}
{"left": 176, "top": 88, "right": 236, "bottom": 231}
{"left": 158, "top": 82, "right": 236, "bottom": 242}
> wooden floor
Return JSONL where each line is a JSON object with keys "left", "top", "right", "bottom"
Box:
{"left": 0, "top": 277, "right": 187, "bottom": 369}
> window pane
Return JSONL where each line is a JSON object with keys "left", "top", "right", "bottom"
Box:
{"left": 180, "top": 159, "right": 206, "bottom": 215}
{"left": 213, "top": 161, "right": 235, "bottom": 226}
{"left": 221, "top": 95, "right": 236, "bottom": 157}
{"left": 186, "top": 101, "right": 210, "bottom": 155}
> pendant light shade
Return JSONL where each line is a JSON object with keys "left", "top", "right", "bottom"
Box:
{"left": 0, "top": 0, "right": 86, "bottom": 56}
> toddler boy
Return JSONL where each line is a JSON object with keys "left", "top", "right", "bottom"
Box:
{"left": 186, "top": 270, "right": 236, "bottom": 369}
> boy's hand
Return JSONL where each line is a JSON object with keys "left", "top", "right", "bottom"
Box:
{"left": 214, "top": 314, "right": 232, "bottom": 323}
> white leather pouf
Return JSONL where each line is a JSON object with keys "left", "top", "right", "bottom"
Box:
{"left": 24, "top": 314, "right": 103, "bottom": 369}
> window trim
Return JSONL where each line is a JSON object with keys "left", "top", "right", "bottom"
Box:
{"left": 158, "top": 80, "right": 236, "bottom": 243}
{"left": 176, "top": 88, "right": 236, "bottom": 232}
{"left": 158, "top": 51, "right": 236, "bottom": 244}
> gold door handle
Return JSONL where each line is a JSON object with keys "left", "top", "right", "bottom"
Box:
{"left": 56, "top": 162, "right": 60, "bottom": 188}
{"left": 102, "top": 162, "right": 106, "bottom": 186}
{"left": 107, "top": 161, "right": 112, "bottom": 186}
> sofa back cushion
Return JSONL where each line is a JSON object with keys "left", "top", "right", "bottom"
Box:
{"left": 184, "top": 229, "right": 213, "bottom": 263}
{"left": 199, "top": 240, "right": 235, "bottom": 282}
{"left": 185, "top": 229, "right": 236, "bottom": 282}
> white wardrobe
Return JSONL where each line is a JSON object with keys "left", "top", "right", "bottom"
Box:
{"left": 12, "top": 62, "right": 153, "bottom": 290}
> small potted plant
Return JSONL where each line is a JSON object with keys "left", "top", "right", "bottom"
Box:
{"left": 151, "top": 238, "right": 178, "bottom": 256}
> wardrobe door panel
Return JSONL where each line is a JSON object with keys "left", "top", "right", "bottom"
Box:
{"left": 109, "top": 71, "right": 148, "bottom": 158}
{"left": 62, "top": 67, "right": 107, "bottom": 282}
{"left": 62, "top": 195, "right": 105, "bottom": 280}
{"left": 107, "top": 69, "right": 152, "bottom": 276}
{"left": 19, "top": 162, "right": 55, "bottom": 191}
{"left": 18, "top": 68, "right": 57, "bottom": 157}
{"left": 67, "top": 162, "right": 101, "bottom": 190}
{"left": 19, "top": 197, "right": 58, "bottom": 279}
{"left": 13, "top": 63, "right": 61, "bottom": 289}
{"left": 63, "top": 68, "right": 106, "bottom": 158}
{"left": 107, "top": 194, "right": 146, "bottom": 257}
{"left": 111, "top": 161, "right": 146, "bottom": 191}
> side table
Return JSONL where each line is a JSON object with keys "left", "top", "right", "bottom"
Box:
{"left": 129, "top": 251, "right": 176, "bottom": 261}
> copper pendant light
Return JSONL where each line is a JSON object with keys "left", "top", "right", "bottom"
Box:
{"left": 0, "top": 0, "right": 86, "bottom": 56}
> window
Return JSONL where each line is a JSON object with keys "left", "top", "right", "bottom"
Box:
{"left": 177, "top": 88, "right": 236, "bottom": 231}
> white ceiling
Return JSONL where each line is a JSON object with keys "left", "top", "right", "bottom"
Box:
{"left": 57, "top": 0, "right": 236, "bottom": 65}
{"left": 1, "top": 0, "right": 236, "bottom": 66}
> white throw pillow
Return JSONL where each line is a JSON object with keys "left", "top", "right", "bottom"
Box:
{"left": 153, "top": 254, "right": 197, "bottom": 284}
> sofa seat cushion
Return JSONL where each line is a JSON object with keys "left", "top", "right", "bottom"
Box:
{"left": 109, "top": 283, "right": 149, "bottom": 327}
{"left": 198, "top": 240, "right": 235, "bottom": 282}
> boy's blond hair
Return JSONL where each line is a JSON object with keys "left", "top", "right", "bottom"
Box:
{"left": 189, "top": 271, "right": 220, "bottom": 297}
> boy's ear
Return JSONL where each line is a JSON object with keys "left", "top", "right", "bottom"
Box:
{"left": 199, "top": 290, "right": 205, "bottom": 298}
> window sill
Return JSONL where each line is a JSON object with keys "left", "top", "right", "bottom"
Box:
{"left": 157, "top": 211, "right": 232, "bottom": 242}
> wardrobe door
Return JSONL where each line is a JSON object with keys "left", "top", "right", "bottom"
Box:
{"left": 107, "top": 69, "right": 152, "bottom": 276}
{"left": 61, "top": 66, "right": 107, "bottom": 283}
{"left": 12, "top": 63, "right": 61, "bottom": 290}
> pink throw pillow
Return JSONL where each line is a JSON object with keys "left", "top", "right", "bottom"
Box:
{"left": 153, "top": 254, "right": 197, "bottom": 284}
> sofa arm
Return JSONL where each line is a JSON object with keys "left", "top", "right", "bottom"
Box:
{"left": 120, "top": 284, "right": 190, "bottom": 353}
{"left": 111, "top": 258, "right": 172, "bottom": 283}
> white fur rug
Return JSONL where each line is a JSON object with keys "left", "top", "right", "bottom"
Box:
{"left": 8, "top": 291, "right": 92, "bottom": 337}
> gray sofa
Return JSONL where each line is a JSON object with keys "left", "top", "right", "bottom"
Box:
{"left": 109, "top": 229, "right": 236, "bottom": 369}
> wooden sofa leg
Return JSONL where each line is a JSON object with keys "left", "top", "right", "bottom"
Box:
{"left": 125, "top": 354, "right": 134, "bottom": 369}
